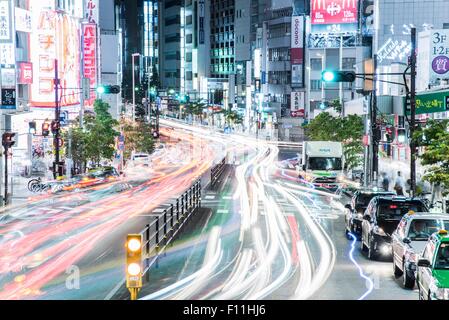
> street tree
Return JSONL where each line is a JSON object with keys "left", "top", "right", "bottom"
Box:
{"left": 305, "top": 112, "right": 364, "bottom": 170}
{"left": 84, "top": 99, "right": 119, "bottom": 166}
{"left": 120, "top": 118, "right": 154, "bottom": 160}
{"left": 414, "top": 119, "right": 449, "bottom": 194}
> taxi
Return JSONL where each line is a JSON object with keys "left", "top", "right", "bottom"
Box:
{"left": 416, "top": 230, "right": 449, "bottom": 300}
{"left": 391, "top": 212, "right": 449, "bottom": 289}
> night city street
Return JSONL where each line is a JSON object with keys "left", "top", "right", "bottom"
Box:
{"left": 1, "top": 0, "right": 449, "bottom": 312}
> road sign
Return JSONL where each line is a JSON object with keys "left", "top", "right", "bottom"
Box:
{"left": 82, "top": 77, "right": 90, "bottom": 100}
{"left": 60, "top": 111, "right": 69, "bottom": 126}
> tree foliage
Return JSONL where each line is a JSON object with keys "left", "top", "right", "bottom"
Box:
{"left": 120, "top": 118, "right": 154, "bottom": 160}
{"left": 305, "top": 112, "right": 364, "bottom": 170}
{"left": 414, "top": 119, "right": 449, "bottom": 193}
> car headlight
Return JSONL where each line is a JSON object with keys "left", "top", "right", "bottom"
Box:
{"left": 373, "top": 226, "right": 387, "bottom": 236}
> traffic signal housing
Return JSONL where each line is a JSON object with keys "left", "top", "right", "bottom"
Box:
{"left": 42, "top": 122, "right": 50, "bottom": 136}
{"left": 96, "top": 85, "right": 121, "bottom": 94}
{"left": 2, "top": 132, "right": 16, "bottom": 149}
{"left": 29, "top": 121, "right": 36, "bottom": 135}
{"left": 126, "top": 234, "right": 143, "bottom": 290}
{"left": 321, "top": 70, "right": 356, "bottom": 83}
{"left": 397, "top": 128, "right": 407, "bottom": 144}
{"left": 51, "top": 120, "right": 60, "bottom": 134}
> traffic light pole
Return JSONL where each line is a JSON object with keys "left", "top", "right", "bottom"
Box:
{"left": 54, "top": 60, "right": 61, "bottom": 179}
{"left": 371, "top": 54, "right": 379, "bottom": 185}
{"left": 4, "top": 146, "right": 8, "bottom": 206}
{"left": 410, "top": 28, "right": 417, "bottom": 197}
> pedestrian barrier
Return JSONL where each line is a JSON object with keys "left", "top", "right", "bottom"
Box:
{"left": 210, "top": 157, "right": 226, "bottom": 188}
{"left": 139, "top": 179, "right": 202, "bottom": 276}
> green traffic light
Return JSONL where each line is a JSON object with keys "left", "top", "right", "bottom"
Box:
{"left": 96, "top": 86, "right": 105, "bottom": 94}
{"left": 322, "top": 71, "right": 336, "bottom": 82}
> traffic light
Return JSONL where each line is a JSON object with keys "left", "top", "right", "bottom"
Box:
{"left": 51, "top": 120, "right": 60, "bottom": 134}
{"left": 126, "top": 234, "right": 143, "bottom": 297}
{"left": 321, "top": 70, "right": 356, "bottom": 83}
{"left": 96, "top": 85, "right": 121, "bottom": 94}
{"left": 405, "top": 93, "right": 411, "bottom": 113}
{"left": 397, "top": 128, "right": 407, "bottom": 144}
{"left": 29, "top": 121, "right": 36, "bottom": 135}
{"left": 42, "top": 122, "right": 50, "bottom": 136}
{"left": 2, "top": 132, "right": 15, "bottom": 149}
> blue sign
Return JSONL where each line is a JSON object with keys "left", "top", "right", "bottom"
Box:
{"left": 59, "top": 111, "right": 69, "bottom": 125}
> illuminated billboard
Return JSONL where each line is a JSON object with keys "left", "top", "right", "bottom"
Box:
{"left": 291, "top": 16, "right": 304, "bottom": 87}
{"left": 311, "top": 0, "right": 359, "bottom": 34}
{"left": 82, "top": 23, "right": 98, "bottom": 106}
{"left": 29, "top": 3, "right": 81, "bottom": 108}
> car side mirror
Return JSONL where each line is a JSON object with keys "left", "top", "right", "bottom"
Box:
{"left": 417, "top": 259, "right": 431, "bottom": 268}
{"left": 345, "top": 204, "right": 352, "bottom": 210}
{"left": 403, "top": 237, "right": 411, "bottom": 244}
{"left": 363, "top": 215, "right": 371, "bottom": 222}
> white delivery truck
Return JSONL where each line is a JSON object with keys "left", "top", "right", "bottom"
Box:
{"left": 297, "top": 141, "right": 344, "bottom": 192}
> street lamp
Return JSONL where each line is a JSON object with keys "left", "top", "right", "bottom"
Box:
{"left": 132, "top": 53, "right": 141, "bottom": 122}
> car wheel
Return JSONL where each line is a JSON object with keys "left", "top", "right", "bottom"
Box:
{"left": 367, "top": 237, "right": 377, "bottom": 260}
{"left": 403, "top": 262, "right": 415, "bottom": 289}
{"left": 393, "top": 259, "right": 403, "bottom": 278}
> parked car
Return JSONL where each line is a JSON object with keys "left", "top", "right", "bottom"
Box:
{"left": 345, "top": 189, "right": 395, "bottom": 239}
{"left": 361, "top": 196, "right": 429, "bottom": 260}
{"left": 130, "top": 153, "right": 151, "bottom": 167}
{"left": 416, "top": 230, "right": 449, "bottom": 300}
{"left": 392, "top": 212, "right": 449, "bottom": 289}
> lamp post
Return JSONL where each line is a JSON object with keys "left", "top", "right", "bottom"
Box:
{"left": 132, "top": 53, "right": 141, "bottom": 122}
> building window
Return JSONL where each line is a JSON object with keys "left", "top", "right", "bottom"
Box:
{"left": 310, "top": 58, "right": 322, "bottom": 71}
{"left": 342, "top": 57, "right": 356, "bottom": 70}
{"left": 269, "top": 47, "right": 290, "bottom": 62}
{"left": 186, "top": 52, "right": 192, "bottom": 62}
{"left": 165, "top": 15, "right": 180, "bottom": 26}
{"left": 165, "top": 33, "right": 180, "bottom": 43}
{"left": 186, "top": 34, "right": 193, "bottom": 44}
{"left": 186, "top": 15, "right": 192, "bottom": 25}
{"left": 311, "top": 80, "right": 322, "bottom": 90}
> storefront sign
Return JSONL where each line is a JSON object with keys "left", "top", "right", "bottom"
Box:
{"left": 15, "top": 7, "right": 32, "bottom": 33}
{"left": 82, "top": 23, "right": 98, "bottom": 106}
{"left": 0, "top": 0, "right": 12, "bottom": 42}
{"left": 18, "top": 62, "right": 33, "bottom": 84}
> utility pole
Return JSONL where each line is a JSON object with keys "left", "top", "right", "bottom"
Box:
{"left": 54, "top": 59, "right": 62, "bottom": 178}
{"left": 371, "top": 54, "right": 379, "bottom": 185}
{"left": 410, "top": 27, "right": 417, "bottom": 197}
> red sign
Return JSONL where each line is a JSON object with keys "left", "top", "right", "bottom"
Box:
{"left": 82, "top": 23, "right": 98, "bottom": 106}
{"left": 311, "top": 0, "right": 358, "bottom": 25}
{"left": 290, "top": 110, "right": 305, "bottom": 118}
{"left": 18, "top": 62, "right": 33, "bottom": 84}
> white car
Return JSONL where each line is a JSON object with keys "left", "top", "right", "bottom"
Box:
{"left": 131, "top": 153, "right": 151, "bottom": 167}
{"left": 392, "top": 212, "right": 449, "bottom": 289}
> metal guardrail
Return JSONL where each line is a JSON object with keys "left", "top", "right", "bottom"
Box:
{"left": 210, "top": 158, "right": 226, "bottom": 188}
{"left": 140, "top": 180, "right": 201, "bottom": 276}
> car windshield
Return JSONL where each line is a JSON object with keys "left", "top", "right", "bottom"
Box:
{"left": 435, "top": 243, "right": 449, "bottom": 270}
{"left": 407, "top": 219, "right": 449, "bottom": 241}
{"left": 377, "top": 202, "right": 426, "bottom": 220}
{"left": 308, "top": 157, "right": 342, "bottom": 171}
{"left": 355, "top": 193, "right": 394, "bottom": 210}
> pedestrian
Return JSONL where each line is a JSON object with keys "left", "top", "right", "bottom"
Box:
{"left": 394, "top": 171, "right": 405, "bottom": 196}
{"left": 381, "top": 172, "right": 390, "bottom": 191}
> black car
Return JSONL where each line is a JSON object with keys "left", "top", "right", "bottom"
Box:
{"left": 360, "top": 196, "right": 429, "bottom": 260}
{"left": 345, "top": 189, "right": 395, "bottom": 239}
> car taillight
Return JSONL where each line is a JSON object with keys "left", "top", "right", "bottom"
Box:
{"left": 390, "top": 205, "right": 398, "bottom": 209}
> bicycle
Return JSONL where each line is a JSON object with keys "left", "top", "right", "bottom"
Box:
{"left": 28, "top": 178, "right": 42, "bottom": 192}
